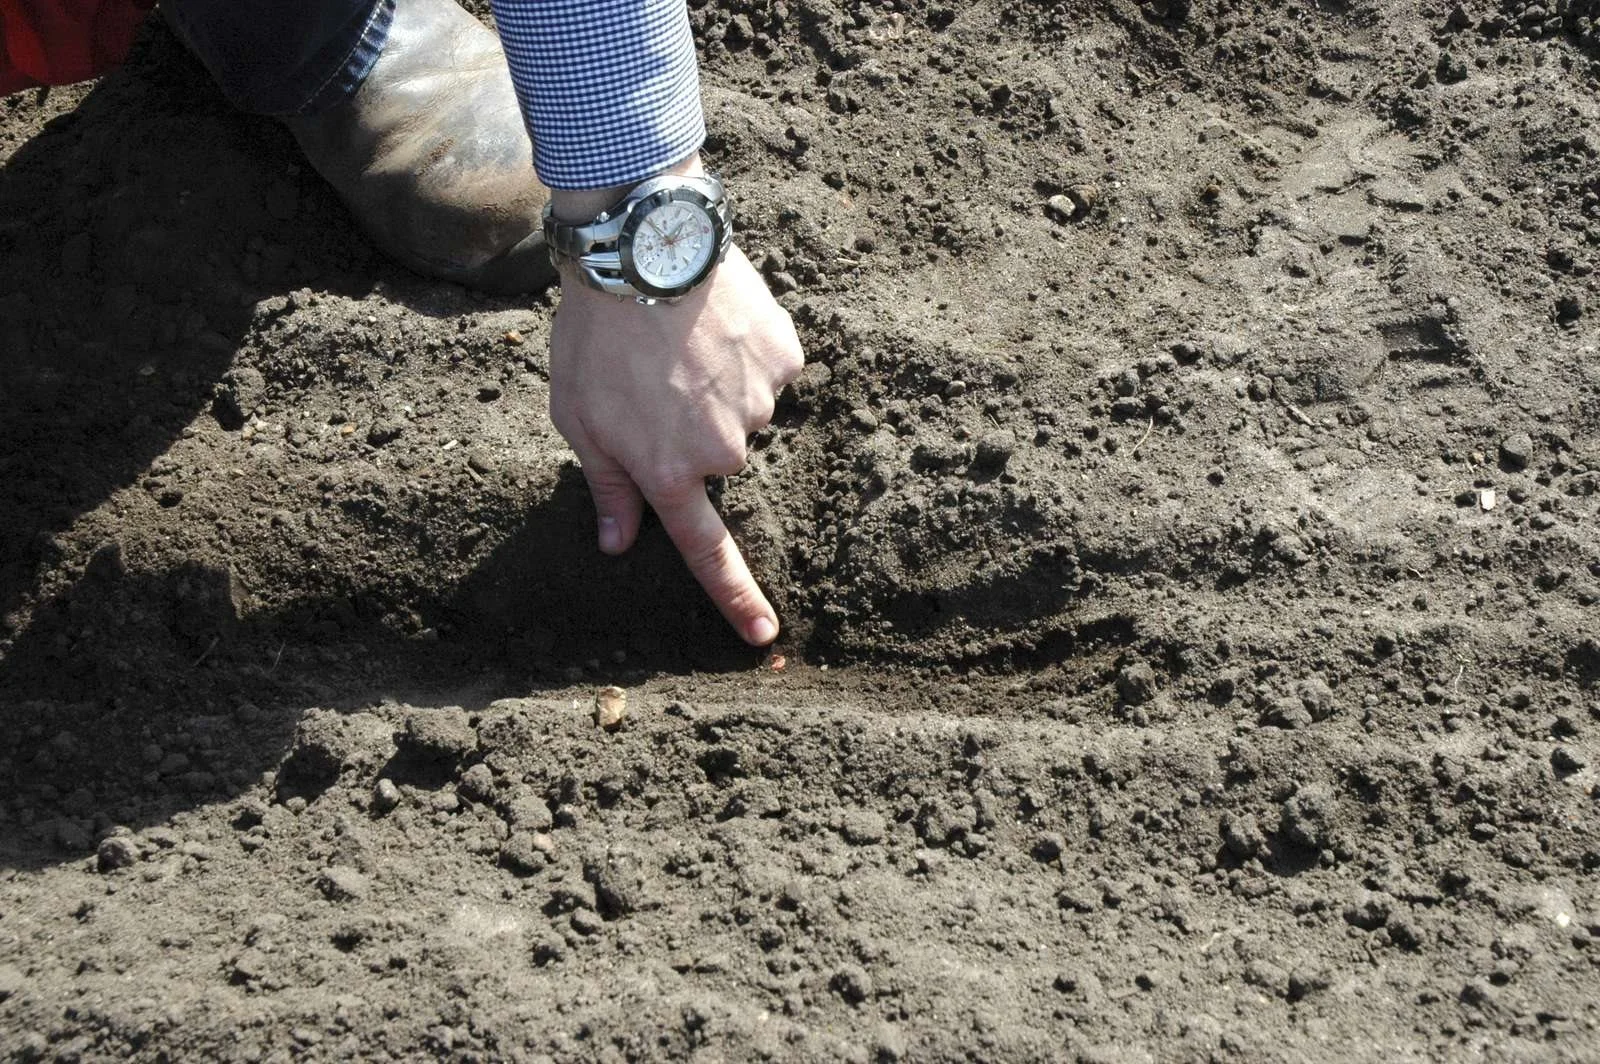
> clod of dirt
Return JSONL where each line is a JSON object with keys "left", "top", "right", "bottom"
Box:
{"left": 777, "top": 361, "right": 832, "bottom": 413}
{"left": 831, "top": 963, "right": 873, "bottom": 1005}
{"left": 503, "top": 790, "right": 555, "bottom": 832}
{"left": 1289, "top": 968, "right": 1333, "bottom": 1002}
{"left": 1052, "top": 967, "right": 1106, "bottom": 1006}
{"left": 0, "top": 964, "right": 24, "bottom": 1003}
{"left": 1296, "top": 678, "right": 1339, "bottom": 722}
{"left": 276, "top": 710, "right": 397, "bottom": 800}
{"left": 1555, "top": 293, "right": 1584, "bottom": 326}
{"left": 366, "top": 418, "right": 405, "bottom": 447}
{"left": 1387, "top": 913, "right": 1424, "bottom": 951}
{"left": 839, "top": 809, "right": 888, "bottom": 846}
{"left": 1551, "top": 746, "right": 1587, "bottom": 772}
{"left": 212, "top": 366, "right": 265, "bottom": 430}
{"left": 1244, "top": 959, "right": 1291, "bottom": 998}
{"left": 317, "top": 866, "right": 370, "bottom": 902}
{"left": 583, "top": 847, "right": 652, "bottom": 918}
{"left": 1280, "top": 786, "right": 1338, "bottom": 851}
{"left": 1117, "top": 662, "right": 1159, "bottom": 706}
{"left": 594, "top": 686, "right": 628, "bottom": 731}
{"left": 500, "top": 833, "right": 548, "bottom": 877}
{"left": 873, "top": 1025, "right": 908, "bottom": 1063}
{"left": 972, "top": 430, "right": 1016, "bottom": 473}
{"left": 1261, "top": 694, "right": 1314, "bottom": 730}
{"left": 95, "top": 835, "right": 140, "bottom": 873}
{"left": 1220, "top": 812, "right": 1267, "bottom": 859}
{"left": 915, "top": 799, "right": 974, "bottom": 848}
{"left": 398, "top": 710, "right": 477, "bottom": 765}
{"left": 1500, "top": 432, "right": 1534, "bottom": 469}
{"left": 455, "top": 763, "right": 496, "bottom": 805}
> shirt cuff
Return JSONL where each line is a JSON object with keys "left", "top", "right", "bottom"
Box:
{"left": 490, "top": 0, "right": 707, "bottom": 191}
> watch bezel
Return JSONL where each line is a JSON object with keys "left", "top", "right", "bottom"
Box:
{"left": 617, "top": 187, "right": 728, "bottom": 300}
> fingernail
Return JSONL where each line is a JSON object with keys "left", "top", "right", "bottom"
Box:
{"left": 747, "top": 616, "right": 778, "bottom": 645}
{"left": 598, "top": 516, "right": 622, "bottom": 553}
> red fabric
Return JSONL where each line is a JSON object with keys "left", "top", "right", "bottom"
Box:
{"left": 0, "top": 0, "right": 154, "bottom": 96}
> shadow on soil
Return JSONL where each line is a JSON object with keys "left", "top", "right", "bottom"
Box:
{"left": 0, "top": 26, "right": 764, "bottom": 873}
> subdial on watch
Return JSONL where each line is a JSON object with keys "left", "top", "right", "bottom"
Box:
{"left": 633, "top": 201, "right": 716, "bottom": 289}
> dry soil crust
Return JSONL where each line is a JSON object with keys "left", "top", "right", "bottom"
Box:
{"left": 2, "top": 1, "right": 1599, "bottom": 1061}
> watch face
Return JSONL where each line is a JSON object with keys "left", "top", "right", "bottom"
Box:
{"left": 629, "top": 199, "right": 718, "bottom": 291}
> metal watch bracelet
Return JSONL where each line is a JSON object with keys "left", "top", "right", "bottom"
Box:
{"left": 543, "top": 174, "right": 733, "bottom": 303}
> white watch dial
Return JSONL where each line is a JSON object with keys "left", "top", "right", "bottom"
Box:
{"left": 631, "top": 200, "right": 717, "bottom": 289}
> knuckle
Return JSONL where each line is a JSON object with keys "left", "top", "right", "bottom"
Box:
{"left": 721, "top": 580, "right": 765, "bottom": 619}
{"left": 549, "top": 407, "right": 579, "bottom": 443}
{"left": 749, "top": 392, "right": 776, "bottom": 430}
{"left": 682, "top": 532, "right": 729, "bottom": 576}
{"left": 779, "top": 338, "right": 805, "bottom": 382}
{"left": 587, "top": 466, "right": 632, "bottom": 493}
{"left": 707, "top": 435, "right": 748, "bottom": 474}
{"left": 641, "top": 462, "right": 697, "bottom": 500}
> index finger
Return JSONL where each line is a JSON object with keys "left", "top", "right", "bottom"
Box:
{"left": 650, "top": 482, "right": 779, "bottom": 646}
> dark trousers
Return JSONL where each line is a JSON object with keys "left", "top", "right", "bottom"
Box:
{"left": 161, "top": 0, "right": 391, "bottom": 115}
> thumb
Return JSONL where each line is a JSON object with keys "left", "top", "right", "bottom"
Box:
{"left": 566, "top": 429, "right": 645, "bottom": 555}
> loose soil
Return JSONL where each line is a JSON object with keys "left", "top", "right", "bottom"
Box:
{"left": 3, "top": 1, "right": 1599, "bottom": 1060}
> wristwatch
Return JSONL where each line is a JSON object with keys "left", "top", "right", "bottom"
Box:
{"left": 543, "top": 173, "right": 733, "bottom": 304}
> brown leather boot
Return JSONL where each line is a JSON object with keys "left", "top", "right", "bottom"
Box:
{"left": 285, "top": 0, "right": 554, "bottom": 293}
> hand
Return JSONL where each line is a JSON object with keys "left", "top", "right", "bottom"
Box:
{"left": 547, "top": 244, "right": 805, "bottom": 645}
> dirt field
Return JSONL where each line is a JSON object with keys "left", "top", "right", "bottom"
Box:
{"left": 3, "top": 0, "right": 1599, "bottom": 1060}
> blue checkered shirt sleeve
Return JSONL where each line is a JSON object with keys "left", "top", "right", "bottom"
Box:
{"left": 489, "top": 0, "right": 706, "bottom": 191}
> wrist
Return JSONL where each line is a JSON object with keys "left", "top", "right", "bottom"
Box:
{"left": 548, "top": 153, "right": 707, "bottom": 224}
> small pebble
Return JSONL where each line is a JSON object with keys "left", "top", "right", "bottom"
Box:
{"left": 373, "top": 778, "right": 401, "bottom": 814}
{"left": 1044, "top": 195, "right": 1076, "bottom": 224}
{"left": 594, "top": 686, "right": 628, "bottom": 731}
